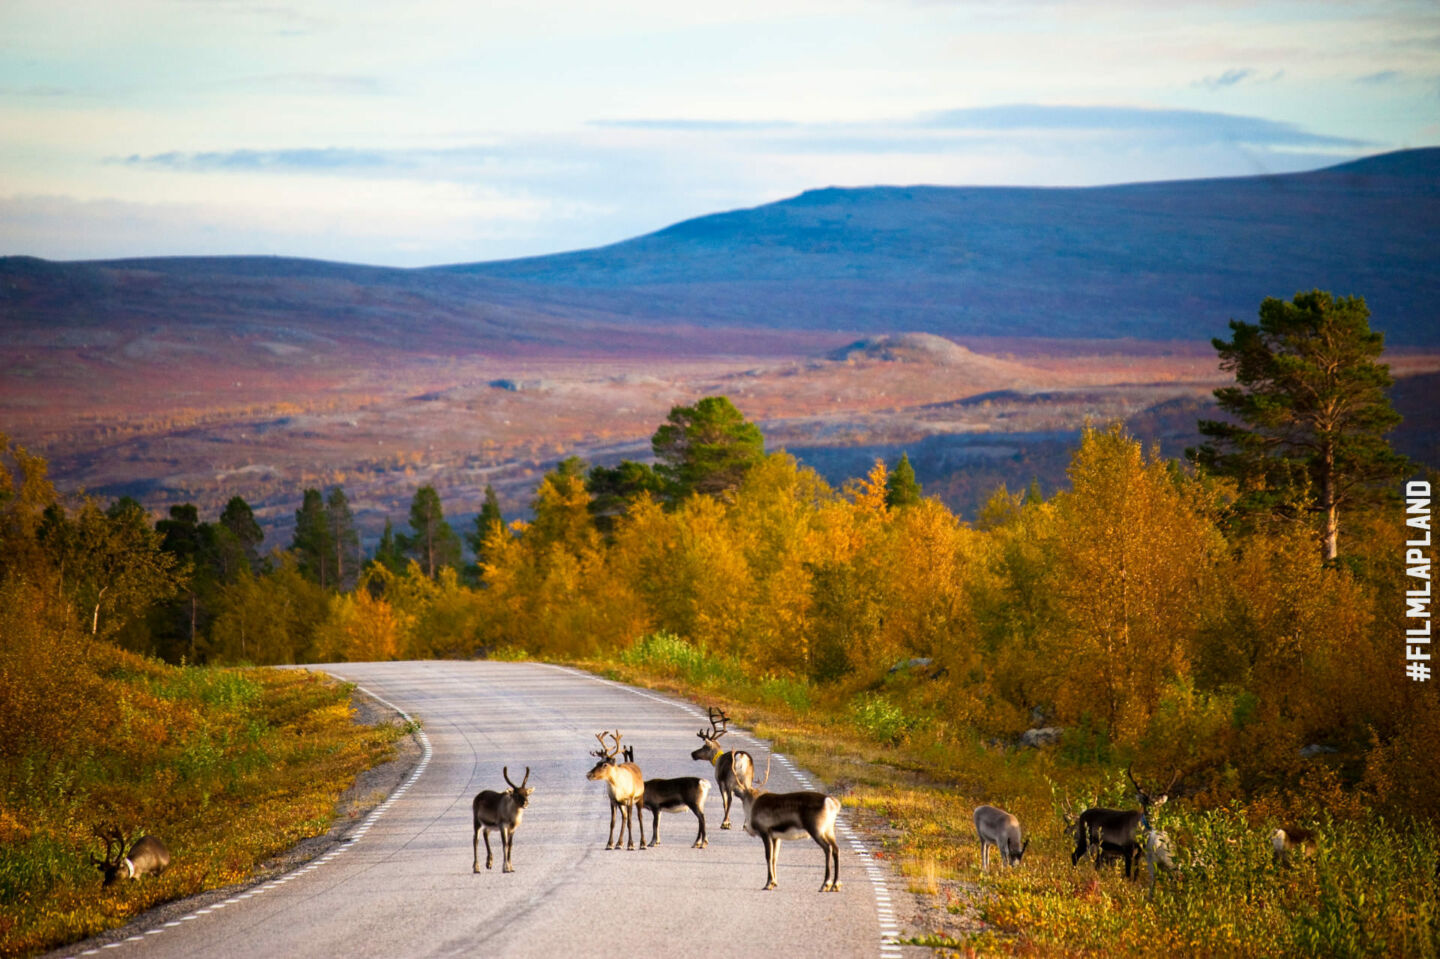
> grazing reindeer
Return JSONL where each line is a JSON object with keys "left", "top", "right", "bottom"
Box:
{"left": 640, "top": 776, "right": 711, "bottom": 848}
{"left": 1272, "top": 826, "right": 1317, "bottom": 867}
{"left": 973, "top": 804, "right": 1029, "bottom": 870}
{"left": 472, "top": 766, "right": 532, "bottom": 873}
{"left": 690, "top": 706, "right": 754, "bottom": 830}
{"left": 586, "top": 731, "right": 646, "bottom": 850}
{"left": 92, "top": 827, "right": 170, "bottom": 887}
{"left": 734, "top": 754, "right": 842, "bottom": 892}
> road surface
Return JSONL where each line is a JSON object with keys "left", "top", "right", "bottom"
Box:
{"left": 60, "top": 661, "right": 906, "bottom": 959}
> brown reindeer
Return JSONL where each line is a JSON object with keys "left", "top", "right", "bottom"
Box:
{"left": 472, "top": 766, "right": 532, "bottom": 873}
{"left": 690, "top": 706, "right": 754, "bottom": 830}
{"left": 586, "top": 731, "right": 646, "bottom": 850}
{"left": 92, "top": 826, "right": 170, "bottom": 887}
{"left": 734, "top": 753, "right": 842, "bottom": 892}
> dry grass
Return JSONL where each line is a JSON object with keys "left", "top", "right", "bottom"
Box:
{"left": 0, "top": 621, "right": 405, "bottom": 959}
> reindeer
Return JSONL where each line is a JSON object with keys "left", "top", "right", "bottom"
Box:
{"left": 1062, "top": 765, "right": 1177, "bottom": 881}
{"left": 973, "top": 804, "right": 1029, "bottom": 870}
{"left": 639, "top": 776, "right": 711, "bottom": 848}
{"left": 586, "top": 731, "right": 646, "bottom": 850}
{"left": 690, "top": 706, "right": 755, "bottom": 830}
{"left": 92, "top": 827, "right": 170, "bottom": 887}
{"left": 734, "top": 753, "right": 842, "bottom": 892}
{"left": 1271, "top": 826, "right": 1317, "bottom": 867}
{"left": 1129, "top": 766, "right": 1180, "bottom": 895}
{"left": 472, "top": 766, "right": 532, "bottom": 873}
{"left": 1061, "top": 797, "right": 1143, "bottom": 878}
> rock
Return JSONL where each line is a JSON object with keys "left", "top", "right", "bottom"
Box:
{"left": 1299, "top": 743, "right": 1338, "bottom": 758}
{"left": 887, "top": 657, "right": 933, "bottom": 674}
{"left": 1020, "top": 727, "right": 1064, "bottom": 748}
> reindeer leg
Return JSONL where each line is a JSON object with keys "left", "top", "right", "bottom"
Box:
{"left": 720, "top": 787, "right": 733, "bottom": 829}
{"left": 761, "top": 834, "right": 776, "bottom": 890}
{"left": 692, "top": 802, "right": 707, "bottom": 848}
{"left": 635, "top": 799, "right": 647, "bottom": 849}
{"left": 473, "top": 826, "right": 482, "bottom": 873}
{"left": 483, "top": 827, "right": 494, "bottom": 870}
{"left": 607, "top": 799, "right": 618, "bottom": 850}
{"left": 649, "top": 806, "right": 660, "bottom": 847}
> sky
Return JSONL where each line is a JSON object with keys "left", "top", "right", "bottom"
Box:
{"left": 2, "top": 0, "right": 1437, "bottom": 267}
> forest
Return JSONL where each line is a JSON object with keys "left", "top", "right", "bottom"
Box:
{"left": 3, "top": 291, "right": 1437, "bottom": 955}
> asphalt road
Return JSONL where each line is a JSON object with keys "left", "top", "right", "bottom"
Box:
{"left": 63, "top": 661, "right": 904, "bottom": 959}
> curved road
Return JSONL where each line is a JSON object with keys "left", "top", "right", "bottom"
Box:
{"left": 65, "top": 661, "right": 905, "bottom": 959}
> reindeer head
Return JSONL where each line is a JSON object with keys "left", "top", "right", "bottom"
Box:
{"left": 586, "top": 731, "right": 621, "bottom": 780}
{"left": 1008, "top": 837, "right": 1031, "bottom": 866}
{"left": 90, "top": 826, "right": 128, "bottom": 887}
{"left": 690, "top": 707, "right": 729, "bottom": 762}
{"left": 1127, "top": 766, "right": 1178, "bottom": 815}
{"left": 503, "top": 766, "right": 533, "bottom": 807}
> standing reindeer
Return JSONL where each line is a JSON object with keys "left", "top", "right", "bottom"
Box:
{"left": 92, "top": 827, "right": 170, "bottom": 887}
{"left": 640, "top": 776, "right": 711, "bottom": 848}
{"left": 734, "top": 753, "right": 842, "bottom": 892}
{"left": 973, "top": 804, "right": 1029, "bottom": 870}
{"left": 472, "top": 766, "right": 532, "bottom": 873}
{"left": 690, "top": 706, "right": 754, "bottom": 830}
{"left": 1128, "top": 767, "right": 1179, "bottom": 897}
{"left": 586, "top": 731, "right": 646, "bottom": 850}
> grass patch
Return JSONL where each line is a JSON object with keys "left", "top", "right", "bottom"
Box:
{"left": 0, "top": 644, "right": 404, "bottom": 958}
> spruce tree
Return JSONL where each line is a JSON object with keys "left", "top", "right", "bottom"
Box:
{"left": 374, "top": 518, "right": 407, "bottom": 574}
{"left": 219, "top": 495, "right": 264, "bottom": 570}
{"left": 468, "top": 484, "right": 505, "bottom": 563}
{"left": 325, "top": 486, "right": 361, "bottom": 591}
{"left": 885, "top": 452, "right": 923, "bottom": 509}
{"left": 292, "top": 488, "right": 332, "bottom": 587}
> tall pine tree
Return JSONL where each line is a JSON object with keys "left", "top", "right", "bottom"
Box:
{"left": 403, "top": 485, "right": 461, "bottom": 578}
{"left": 1189, "top": 290, "right": 1410, "bottom": 560}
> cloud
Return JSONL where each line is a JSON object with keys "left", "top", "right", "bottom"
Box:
{"left": 913, "top": 104, "right": 1366, "bottom": 148}
{"left": 1198, "top": 68, "right": 1256, "bottom": 90}
{"left": 1356, "top": 70, "right": 1403, "bottom": 85}
{"left": 590, "top": 118, "right": 798, "bottom": 131}
{"left": 210, "top": 73, "right": 386, "bottom": 96}
{"left": 122, "top": 148, "right": 401, "bottom": 173}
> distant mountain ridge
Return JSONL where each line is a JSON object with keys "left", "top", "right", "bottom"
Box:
{"left": 4, "top": 148, "right": 1438, "bottom": 346}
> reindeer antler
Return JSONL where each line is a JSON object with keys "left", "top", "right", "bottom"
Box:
{"left": 592, "top": 731, "right": 617, "bottom": 759}
{"left": 504, "top": 766, "right": 530, "bottom": 790}
{"left": 1128, "top": 764, "right": 1179, "bottom": 807}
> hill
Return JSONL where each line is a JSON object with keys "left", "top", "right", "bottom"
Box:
{"left": 3, "top": 148, "right": 1437, "bottom": 348}
{"left": 440, "top": 147, "right": 1440, "bottom": 345}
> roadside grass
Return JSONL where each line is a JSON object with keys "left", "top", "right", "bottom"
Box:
{"left": 583, "top": 633, "right": 1440, "bottom": 958}
{"left": 0, "top": 643, "right": 405, "bottom": 958}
